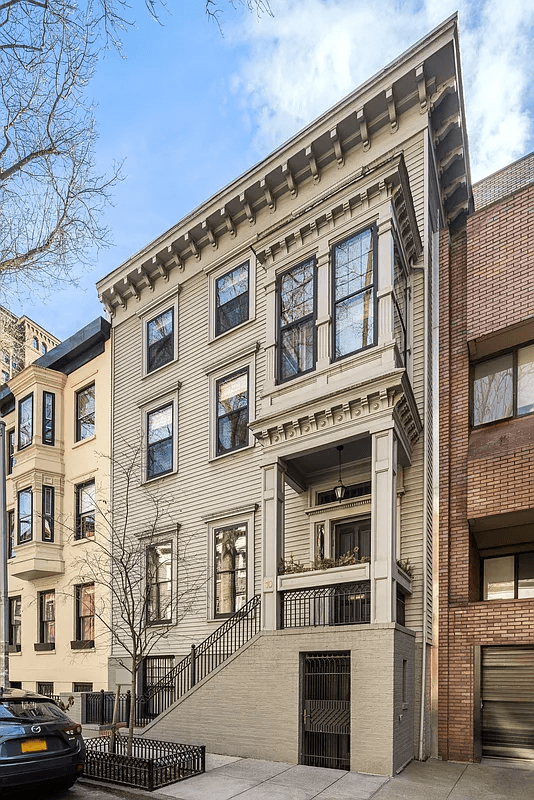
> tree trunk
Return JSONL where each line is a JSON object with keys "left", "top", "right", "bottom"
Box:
{"left": 127, "top": 667, "right": 137, "bottom": 757}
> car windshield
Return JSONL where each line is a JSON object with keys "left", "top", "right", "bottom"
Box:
{"left": 0, "top": 699, "right": 68, "bottom": 722}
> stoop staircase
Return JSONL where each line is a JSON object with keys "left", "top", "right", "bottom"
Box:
{"left": 136, "top": 594, "right": 261, "bottom": 726}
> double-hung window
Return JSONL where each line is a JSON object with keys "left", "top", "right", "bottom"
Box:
{"left": 18, "top": 394, "right": 33, "bottom": 449}
{"left": 472, "top": 343, "right": 534, "bottom": 426}
{"left": 332, "top": 227, "right": 376, "bottom": 358}
{"left": 76, "top": 480, "right": 95, "bottom": 539}
{"left": 147, "top": 308, "right": 174, "bottom": 372}
{"left": 147, "top": 403, "right": 173, "bottom": 479}
{"left": 8, "top": 597, "right": 21, "bottom": 651}
{"left": 42, "top": 486, "right": 54, "bottom": 542}
{"left": 17, "top": 488, "right": 32, "bottom": 544}
{"left": 216, "top": 369, "right": 249, "bottom": 455}
{"left": 39, "top": 590, "right": 55, "bottom": 645}
{"left": 214, "top": 523, "right": 247, "bottom": 617}
{"left": 215, "top": 262, "right": 249, "bottom": 336}
{"left": 42, "top": 391, "right": 55, "bottom": 445}
{"left": 75, "top": 583, "right": 95, "bottom": 643}
{"left": 8, "top": 510, "right": 15, "bottom": 557}
{"left": 76, "top": 384, "right": 95, "bottom": 440}
{"left": 146, "top": 543, "right": 172, "bottom": 623}
{"left": 278, "top": 258, "right": 316, "bottom": 381}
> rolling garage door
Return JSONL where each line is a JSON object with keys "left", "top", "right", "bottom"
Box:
{"left": 482, "top": 646, "right": 534, "bottom": 760}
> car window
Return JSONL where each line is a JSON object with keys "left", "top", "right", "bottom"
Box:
{"left": 0, "top": 699, "right": 67, "bottom": 722}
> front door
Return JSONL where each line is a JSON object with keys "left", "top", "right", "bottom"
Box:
{"left": 300, "top": 652, "right": 350, "bottom": 770}
{"left": 334, "top": 518, "right": 370, "bottom": 561}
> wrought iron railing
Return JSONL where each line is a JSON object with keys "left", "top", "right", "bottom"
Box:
{"left": 84, "top": 736, "right": 205, "bottom": 791}
{"left": 135, "top": 594, "right": 261, "bottom": 725}
{"left": 280, "top": 581, "right": 370, "bottom": 629}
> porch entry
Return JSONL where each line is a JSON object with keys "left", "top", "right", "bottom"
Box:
{"left": 141, "top": 655, "right": 175, "bottom": 718}
{"left": 300, "top": 652, "right": 350, "bottom": 771}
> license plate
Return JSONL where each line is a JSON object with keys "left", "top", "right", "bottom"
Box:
{"left": 21, "top": 739, "right": 47, "bottom": 753}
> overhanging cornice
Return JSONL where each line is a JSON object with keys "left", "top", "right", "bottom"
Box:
{"left": 97, "top": 14, "right": 470, "bottom": 312}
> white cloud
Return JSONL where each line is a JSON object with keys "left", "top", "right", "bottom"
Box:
{"left": 232, "top": 0, "right": 534, "bottom": 181}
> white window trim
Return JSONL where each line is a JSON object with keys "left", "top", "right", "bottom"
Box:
{"left": 208, "top": 254, "right": 256, "bottom": 342}
{"left": 208, "top": 352, "right": 256, "bottom": 461}
{"left": 140, "top": 388, "right": 179, "bottom": 483}
{"left": 204, "top": 505, "right": 256, "bottom": 622}
{"left": 139, "top": 292, "right": 180, "bottom": 378}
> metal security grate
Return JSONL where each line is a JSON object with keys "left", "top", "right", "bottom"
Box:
{"left": 301, "top": 653, "right": 350, "bottom": 770}
{"left": 281, "top": 582, "right": 370, "bottom": 629}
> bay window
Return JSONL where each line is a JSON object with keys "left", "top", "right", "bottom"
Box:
{"left": 332, "top": 227, "right": 376, "bottom": 359}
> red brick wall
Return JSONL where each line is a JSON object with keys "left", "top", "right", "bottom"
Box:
{"left": 439, "top": 177, "right": 534, "bottom": 763}
{"left": 466, "top": 183, "right": 534, "bottom": 342}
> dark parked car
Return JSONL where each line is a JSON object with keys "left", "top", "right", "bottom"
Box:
{"left": 0, "top": 688, "right": 85, "bottom": 792}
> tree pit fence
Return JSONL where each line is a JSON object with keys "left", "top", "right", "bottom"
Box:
{"left": 84, "top": 736, "right": 205, "bottom": 791}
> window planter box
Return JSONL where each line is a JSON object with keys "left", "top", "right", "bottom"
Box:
{"left": 278, "top": 561, "right": 370, "bottom": 592}
{"left": 71, "top": 639, "right": 94, "bottom": 650}
{"left": 34, "top": 642, "right": 54, "bottom": 651}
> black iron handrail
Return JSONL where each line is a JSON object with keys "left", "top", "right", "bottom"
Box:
{"left": 138, "top": 594, "right": 261, "bottom": 723}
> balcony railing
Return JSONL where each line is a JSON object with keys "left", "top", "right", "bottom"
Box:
{"left": 280, "top": 581, "right": 370, "bottom": 629}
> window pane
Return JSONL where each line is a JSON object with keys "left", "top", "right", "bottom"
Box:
{"left": 334, "top": 229, "right": 373, "bottom": 301}
{"left": 18, "top": 489, "right": 32, "bottom": 543}
{"left": 218, "top": 409, "right": 248, "bottom": 454}
{"left": 518, "top": 344, "right": 534, "bottom": 416}
{"left": 148, "top": 405, "right": 173, "bottom": 444}
{"left": 280, "top": 319, "right": 315, "bottom": 380}
{"left": 473, "top": 355, "right": 513, "bottom": 425}
{"left": 217, "top": 372, "right": 247, "bottom": 415}
{"left": 215, "top": 525, "right": 247, "bottom": 616}
{"left": 216, "top": 263, "right": 249, "bottom": 335}
{"left": 280, "top": 261, "right": 314, "bottom": 324}
{"left": 335, "top": 288, "right": 374, "bottom": 357}
{"left": 518, "top": 553, "right": 534, "bottom": 599}
{"left": 77, "top": 385, "right": 95, "bottom": 440}
{"left": 483, "top": 556, "right": 514, "bottom": 600}
{"left": 80, "top": 482, "right": 95, "bottom": 514}
{"left": 148, "top": 309, "right": 174, "bottom": 371}
{"left": 19, "top": 396, "right": 33, "bottom": 448}
{"left": 216, "top": 371, "right": 248, "bottom": 454}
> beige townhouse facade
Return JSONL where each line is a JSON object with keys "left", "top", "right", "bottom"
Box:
{"left": 1, "top": 317, "right": 111, "bottom": 696}
{"left": 96, "top": 16, "right": 470, "bottom": 774}
{"left": 0, "top": 306, "right": 60, "bottom": 385}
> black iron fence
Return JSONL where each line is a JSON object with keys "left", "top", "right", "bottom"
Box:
{"left": 84, "top": 736, "right": 205, "bottom": 791}
{"left": 84, "top": 690, "right": 130, "bottom": 726}
{"left": 140, "top": 594, "right": 261, "bottom": 724}
{"left": 280, "top": 581, "right": 371, "bottom": 628}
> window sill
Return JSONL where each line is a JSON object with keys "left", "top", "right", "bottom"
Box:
{"left": 209, "top": 443, "right": 255, "bottom": 463}
{"left": 70, "top": 640, "right": 94, "bottom": 650}
{"left": 34, "top": 642, "right": 55, "bottom": 652}
{"left": 142, "top": 469, "right": 177, "bottom": 486}
{"left": 72, "top": 537, "right": 95, "bottom": 547}
{"left": 72, "top": 434, "right": 96, "bottom": 449}
{"left": 209, "top": 317, "right": 254, "bottom": 344}
{"left": 142, "top": 359, "right": 178, "bottom": 381}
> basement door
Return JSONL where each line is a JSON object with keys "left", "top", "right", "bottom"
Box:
{"left": 300, "top": 652, "right": 350, "bottom": 771}
{"left": 482, "top": 646, "right": 534, "bottom": 761}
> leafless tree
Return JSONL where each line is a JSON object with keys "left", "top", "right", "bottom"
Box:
{"left": 70, "top": 442, "right": 206, "bottom": 754}
{"left": 0, "top": 0, "right": 270, "bottom": 301}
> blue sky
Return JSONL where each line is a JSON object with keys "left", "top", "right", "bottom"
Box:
{"left": 11, "top": 0, "right": 534, "bottom": 340}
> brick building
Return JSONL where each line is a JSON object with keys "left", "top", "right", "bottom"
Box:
{"left": 438, "top": 152, "right": 534, "bottom": 763}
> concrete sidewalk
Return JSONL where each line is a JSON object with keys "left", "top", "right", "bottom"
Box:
{"left": 141, "top": 753, "right": 534, "bottom": 800}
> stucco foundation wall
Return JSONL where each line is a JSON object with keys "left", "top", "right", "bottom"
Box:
{"left": 144, "top": 624, "right": 414, "bottom": 776}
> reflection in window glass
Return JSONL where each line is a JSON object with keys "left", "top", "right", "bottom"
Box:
{"left": 147, "top": 309, "right": 174, "bottom": 372}
{"left": 76, "top": 480, "right": 95, "bottom": 539}
{"left": 518, "top": 344, "right": 534, "bottom": 416}
{"left": 216, "top": 262, "right": 249, "bottom": 335}
{"left": 147, "top": 404, "right": 173, "bottom": 478}
{"left": 76, "top": 583, "right": 95, "bottom": 640}
{"left": 216, "top": 369, "right": 248, "bottom": 455}
{"left": 473, "top": 354, "right": 513, "bottom": 426}
{"left": 215, "top": 524, "right": 247, "bottom": 616}
{"left": 483, "top": 556, "right": 515, "bottom": 600}
{"left": 333, "top": 229, "right": 375, "bottom": 358}
{"left": 42, "top": 486, "right": 54, "bottom": 541}
{"left": 279, "top": 259, "right": 315, "bottom": 381}
{"left": 76, "top": 384, "right": 95, "bottom": 440}
{"left": 17, "top": 488, "right": 32, "bottom": 544}
{"left": 518, "top": 552, "right": 534, "bottom": 598}
{"left": 18, "top": 394, "right": 33, "bottom": 448}
{"left": 147, "top": 543, "right": 172, "bottom": 623}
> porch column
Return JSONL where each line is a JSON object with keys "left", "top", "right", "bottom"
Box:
{"left": 370, "top": 429, "right": 397, "bottom": 623}
{"left": 376, "top": 215, "right": 395, "bottom": 346}
{"left": 261, "top": 458, "right": 285, "bottom": 630}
